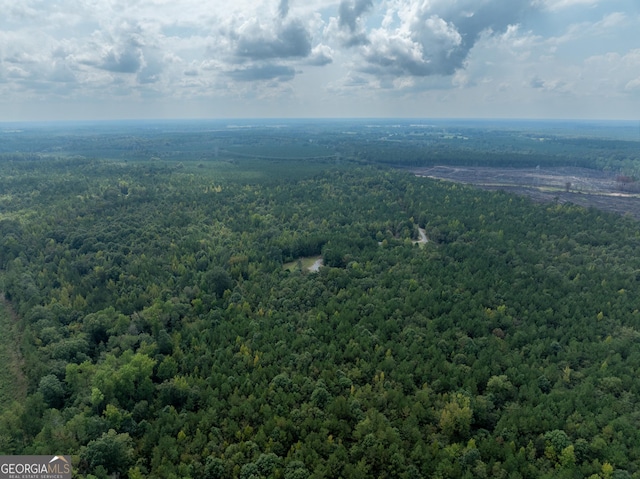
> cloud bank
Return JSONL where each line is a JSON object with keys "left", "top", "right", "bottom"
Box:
{"left": 0, "top": 0, "right": 637, "bottom": 120}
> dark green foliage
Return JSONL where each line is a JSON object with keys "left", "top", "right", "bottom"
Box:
{"left": 203, "top": 266, "right": 233, "bottom": 298}
{"left": 544, "top": 429, "right": 571, "bottom": 454}
{"left": 537, "top": 375, "right": 552, "bottom": 394}
{"left": 284, "top": 461, "right": 310, "bottom": 479}
{"left": 1, "top": 144, "right": 640, "bottom": 478}
{"left": 38, "top": 374, "right": 65, "bottom": 409}
{"left": 203, "top": 457, "right": 226, "bottom": 479}
{"left": 80, "top": 430, "right": 134, "bottom": 476}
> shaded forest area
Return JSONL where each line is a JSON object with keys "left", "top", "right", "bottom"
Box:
{"left": 1, "top": 121, "right": 640, "bottom": 478}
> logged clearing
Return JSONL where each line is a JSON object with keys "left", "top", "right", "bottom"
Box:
{"left": 412, "top": 166, "right": 640, "bottom": 219}
{"left": 0, "top": 295, "right": 26, "bottom": 410}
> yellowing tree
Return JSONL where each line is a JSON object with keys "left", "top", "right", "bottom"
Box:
{"left": 439, "top": 393, "right": 473, "bottom": 440}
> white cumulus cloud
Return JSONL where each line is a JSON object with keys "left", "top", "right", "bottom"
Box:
{"left": 0, "top": 0, "right": 637, "bottom": 119}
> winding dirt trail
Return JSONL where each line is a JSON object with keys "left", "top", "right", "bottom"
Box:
{"left": 417, "top": 227, "right": 428, "bottom": 244}
{"left": 413, "top": 227, "right": 429, "bottom": 246}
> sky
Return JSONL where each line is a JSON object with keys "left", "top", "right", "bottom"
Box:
{"left": 0, "top": 0, "right": 639, "bottom": 121}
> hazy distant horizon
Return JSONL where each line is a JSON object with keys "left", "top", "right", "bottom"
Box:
{"left": 2, "top": 117, "right": 638, "bottom": 145}
{"left": 1, "top": 117, "right": 638, "bottom": 125}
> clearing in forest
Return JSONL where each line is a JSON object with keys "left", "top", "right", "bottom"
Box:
{"left": 283, "top": 256, "right": 323, "bottom": 272}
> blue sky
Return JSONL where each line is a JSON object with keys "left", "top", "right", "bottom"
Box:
{"left": 0, "top": 0, "right": 638, "bottom": 121}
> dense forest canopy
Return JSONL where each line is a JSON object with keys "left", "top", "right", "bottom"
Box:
{"left": 1, "top": 120, "right": 640, "bottom": 478}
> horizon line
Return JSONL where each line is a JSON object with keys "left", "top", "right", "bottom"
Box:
{"left": 1, "top": 117, "right": 638, "bottom": 125}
